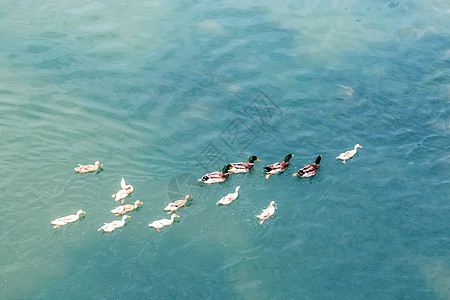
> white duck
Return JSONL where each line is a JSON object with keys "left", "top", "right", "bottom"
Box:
{"left": 98, "top": 215, "right": 130, "bottom": 232}
{"left": 216, "top": 186, "right": 240, "bottom": 205}
{"left": 51, "top": 210, "right": 85, "bottom": 228}
{"left": 112, "top": 177, "right": 134, "bottom": 203}
{"left": 111, "top": 200, "right": 143, "bottom": 216}
{"left": 256, "top": 201, "right": 277, "bottom": 224}
{"left": 164, "top": 195, "right": 191, "bottom": 214}
{"left": 74, "top": 161, "right": 103, "bottom": 173}
{"left": 149, "top": 214, "right": 179, "bottom": 232}
{"left": 336, "top": 144, "right": 362, "bottom": 164}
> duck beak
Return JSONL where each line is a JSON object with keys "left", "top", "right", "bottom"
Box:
{"left": 82, "top": 211, "right": 86, "bottom": 214}
{"left": 99, "top": 163, "right": 103, "bottom": 166}
{"left": 139, "top": 202, "right": 143, "bottom": 204}
{"left": 256, "top": 158, "right": 260, "bottom": 161}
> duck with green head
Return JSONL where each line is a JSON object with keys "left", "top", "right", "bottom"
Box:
{"left": 293, "top": 155, "right": 322, "bottom": 178}
{"left": 229, "top": 156, "right": 260, "bottom": 173}
{"left": 198, "top": 164, "right": 233, "bottom": 184}
{"left": 264, "top": 154, "right": 294, "bottom": 179}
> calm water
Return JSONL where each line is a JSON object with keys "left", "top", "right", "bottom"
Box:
{"left": 0, "top": 0, "right": 449, "bottom": 299}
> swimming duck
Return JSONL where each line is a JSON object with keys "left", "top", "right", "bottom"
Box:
{"left": 98, "top": 215, "right": 130, "bottom": 232}
{"left": 164, "top": 195, "right": 192, "bottom": 214}
{"left": 257, "top": 201, "right": 277, "bottom": 224}
{"left": 111, "top": 200, "right": 143, "bottom": 216}
{"left": 230, "top": 156, "right": 260, "bottom": 173}
{"left": 198, "top": 164, "right": 233, "bottom": 184}
{"left": 149, "top": 214, "right": 179, "bottom": 232}
{"left": 264, "top": 154, "right": 294, "bottom": 179}
{"left": 293, "top": 155, "right": 322, "bottom": 178}
{"left": 336, "top": 144, "right": 362, "bottom": 164}
{"left": 74, "top": 161, "right": 103, "bottom": 173}
{"left": 51, "top": 210, "right": 85, "bottom": 228}
{"left": 216, "top": 186, "right": 240, "bottom": 205}
{"left": 112, "top": 177, "right": 134, "bottom": 203}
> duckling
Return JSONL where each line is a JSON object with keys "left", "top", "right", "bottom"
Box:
{"left": 230, "top": 156, "right": 260, "bottom": 173}
{"left": 336, "top": 144, "right": 362, "bottom": 164}
{"left": 216, "top": 186, "right": 240, "bottom": 205}
{"left": 98, "top": 215, "right": 130, "bottom": 232}
{"left": 112, "top": 177, "right": 134, "bottom": 203}
{"left": 149, "top": 214, "right": 179, "bottom": 232}
{"left": 257, "top": 201, "right": 277, "bottom": 224}
{"left": 198, "top": 164, "right": 233, "bottom": 184}
{"left": 293, "top": 155, "right": 322, "bottom": 178}
{"left": 74, "top": 161, "right": 103, "bottom": 173}
{"left": 264, "top": 154, "right": 294, "bottom": 179}
{"left": 164, "top": 195, "right": 192, "bottom": 214}
{"left": 51, "top": 210, "right": 85, "bottom": 228}
{"left": 111, "top": 200, "right": 143, "bottom": 216}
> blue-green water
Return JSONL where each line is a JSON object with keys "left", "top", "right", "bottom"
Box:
{"left": 0, "top": 0, "right": 449, "bottom": 299}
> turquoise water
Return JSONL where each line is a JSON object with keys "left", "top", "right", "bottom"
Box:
{"left": 0, "top": 0, "right": 449, "bottom": 298}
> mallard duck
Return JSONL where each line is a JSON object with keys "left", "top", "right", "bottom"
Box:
{"left": 264, "top": 154, "right": 294, "bottom": 179}
{"left": 111, "top": 200, "right": 143, "bottom": 216}
{"left": 229, "top": 156, "right": 260, "bottom": 173}
{"left": 164, "top": 195, "right": 192, "bottom": 214}
{"left": 149, "top": 214, "right": 179, "bottom": 232}
{"left": 293, "top": 155, "right": 322, "bottom": 178}
{"left": 98, "top": 215, "right": 130, "bottom": 232}
{"left": 112, "top": 177, "right": 134, "bottom": 203}
{"left": 257, "top": 201, "right": 277, "bottom": 224}
{"left": 216, "top": 186, "right": 240, "bottom": 205}
{"left": 336, "top": 144, "right": 362, "bottom": 164}
{"left": 198, "top": 164, "right": 233, "bottom": 184}
{"left": 74, "top": 161, "right": 103, "bottom": 173}
{"left": 51, "top": 210, "right": 85, "bottom": 228}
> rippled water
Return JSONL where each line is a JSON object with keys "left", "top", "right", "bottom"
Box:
{"left": 0, "top": 0, "right": 449, "bottom": 299}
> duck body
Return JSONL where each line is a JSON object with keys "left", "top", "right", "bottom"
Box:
{"left": 216, "top": 186, "right": 240, "bottom": 205}
{"left": 51, "top": 210, "right": 85, "bottom": 228}
{"left": 257, "top": 201, "right": 277, "bottom": 224}
{"left": 198, "top": 164, "right": 233, "bottom": 184}
{"left": 149, "top": 214, "right": 179, "bottom": 232}
{"left": 336, "top": 144, "right": 362, "bottom": 164}
{"left": 74, "top": 161, "right": 103, "bottom": 173}
{"left": 230, "top": 156, "right": 260, "bottom": 173}
{"left": 165, "top": 195, "right": 191, "bottom": 214}
{"left": 293, "top": 155, "right": 322, "bottom": 178}
{"left": 112, "top": 177, "right": 134, "bottom": 203}
{"left": 264, "top": 154, "right": 294, "bottom": 179}
{"left": 98, "top": 215, "right": 130, "bottom": 232}
{"left": 111, "top": 200, "right": 142, "bottom": 215}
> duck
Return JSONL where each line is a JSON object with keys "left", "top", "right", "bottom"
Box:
{"left": 149, "top": 214, "right": 179, "bottom": 232}
{"left": 293, "top": 155, "right": 322, "bottom": 178}
{"left": 74, "top": 161, "right": 103, "bottom": 173}
{"left": 51, "top": 210, "right": 85, "bottom": 228}
{"left": 111, "top": 200, "right": 143, "bottom": 216}
{"left": 216, "top": 186, "right": 240, "bottom": 205}
{"left": 164, "top": 195, "right": 192, "bottom": 214}
{"left": 336, "top": 144, "right": 362, "bottom": 164}
{"left": 198, "top": 164, "right": 233, "bottom": 184}
{"left": 229, "top": 156, "right": 260, "bottom": 173}
{"left": 98, "top": 215, "right": 130, "bottom": 232}
{"left": 112, "top": 177, "right": 134, "bottom": 203}
{"left": 257, "top": 201, "right": 277, "bottom": 224}
{"left": 264, "top": 154, "right": 294, "bottom": 179}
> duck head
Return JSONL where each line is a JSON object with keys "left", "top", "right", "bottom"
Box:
{"left": 222, "top": 164, "right": 233, "bottom": 173}
{"left": 284, "top": 154, "right": 294, "bottom": 162}
{"left": 315, "top": 155, "right": 322, "bottom": 164}
{"left": 249, "top": 156, "right": 260, "bottom": 163}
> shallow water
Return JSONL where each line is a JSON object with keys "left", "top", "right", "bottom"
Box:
{"left": 0, "top": 0, "right": 449, "bottom": 299}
